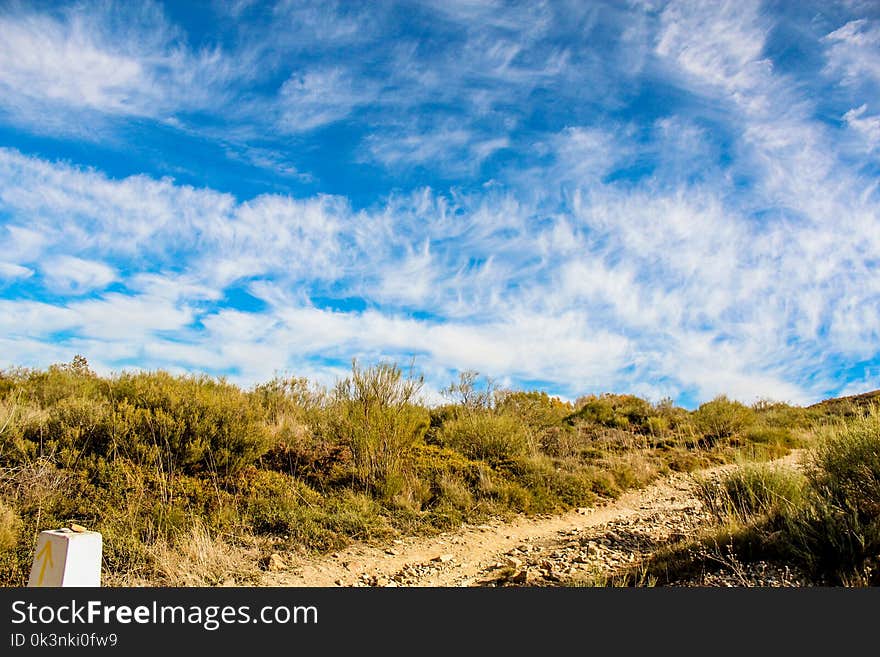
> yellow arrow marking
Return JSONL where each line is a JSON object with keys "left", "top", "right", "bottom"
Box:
{"left": 36, "top": 540, "right": 54, "bottom": 586}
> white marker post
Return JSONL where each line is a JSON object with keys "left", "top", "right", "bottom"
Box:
{"left": 27, "top": 528, "right": 102, "bottom": 587}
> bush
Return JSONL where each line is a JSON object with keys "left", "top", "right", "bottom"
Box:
{"left": 538, "top": 425, "right": 584, "bottom": 458}
{"left": 495, "top": 391, "right": 572, "bottom": 432}
{"left": 330, "top": 361, "right": 429, "bottom": 495}
{"left": 694, "top": 409, "right": 880, "bottom": 584}
{"left": 0, "top": 357, "right": 833, "bottom": 586}
{"left": 810, "top": 411, "right": 880, "bottom": 521}
{"left": 234, "top": 469, "right": 311, "bottom": 535}
{"left": 261, "top": 428, "right": 350, "bottom": 485}
{"left": 694, "top": 396, "right": 755, "bottom": 443}
{"left": 571, "top": 394, "right": 653, "bottom": 431}
{"left": 500, "top": 455, "right": 597, "bottom": 511}
{"left": 697, "top": 463, "right": 808, "bottom": 524}
{"left": 252, "top": 376, "right": 326, "bottom": 425}
{"left": 441, "top": 412, "right": 532, "bottom": 462}
{"left": 111, "top": 372, "right": 271, "bottom": 476}
{"left": 35, "top": 397, "right": 115, "bottom": 468}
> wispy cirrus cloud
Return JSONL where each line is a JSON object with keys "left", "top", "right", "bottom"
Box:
{"left": 0, "top": 2, "right": 245, "bottom": 137}
{"left": 0, "top": 262, "right": 33, "bottom": 281}
{"left": 0, "top": 1, "right": 878, "bottom": 407}
{"left": 823, "top": 18, "right": 880, "bottom": 88}
{"left": 41, "top": 256, "right": 117, "bottom": 295}
{"left": 277, "top": 68, "right": 380, "bottom": 133}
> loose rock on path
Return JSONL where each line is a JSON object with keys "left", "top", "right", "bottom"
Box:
{"left": 262, "top": 451, "right": 808, "bottom": 587}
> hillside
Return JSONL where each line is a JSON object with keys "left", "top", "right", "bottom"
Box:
{"left": 809, "top": 390, "right": 880, "bottom": 414}
{"left": 0, "top": 357, "right": 877, "bottom": 587}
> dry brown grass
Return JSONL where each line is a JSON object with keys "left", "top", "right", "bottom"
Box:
{"left": 0, "top": 500, "right": 21, "bottom": 552}
{"left": 109, "top": 522, "right": 261, "bottom": 587}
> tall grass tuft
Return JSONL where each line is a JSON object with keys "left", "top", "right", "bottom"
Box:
{"left": 691, "top": 407, "right": 880, "bottom": 585}
{"left": 697, "top": 463, "right": 808, "bottom": 525}
{"left": 330, "top": 361, "right": 429, "bottom": 497}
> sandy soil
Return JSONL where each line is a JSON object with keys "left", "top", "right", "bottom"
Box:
{"left": 262, "top": 451, "right": 805, "bottom": 587}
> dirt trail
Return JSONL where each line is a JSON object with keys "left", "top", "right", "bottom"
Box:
{"left": 263, "top": 451, "right": 805, "bottom": 587}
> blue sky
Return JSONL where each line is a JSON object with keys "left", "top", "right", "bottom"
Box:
{"left": 1, "top": 0, "right": 879, "bottom": 407}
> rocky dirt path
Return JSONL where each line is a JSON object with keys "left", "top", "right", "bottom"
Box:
{"left": 263, "top": 451, "right": 806, "bottom": 587}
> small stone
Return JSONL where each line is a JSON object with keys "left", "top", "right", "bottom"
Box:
{"left": 510, "top": 570, "right": 530, "bottom": 585}
{"left": 504, "top": 556, "right": 523, "bottom": 569}
{"left": 69, "top": 523, "right": 88, "bottom": 533}
{"left": 267, "top": 553, "right": 287, "bottom": 572}
{"left": 385, "top": 548, "right": 400, "bottom": 556}
{"left": 432, "top": 554, "right": 454, "bottom": 563}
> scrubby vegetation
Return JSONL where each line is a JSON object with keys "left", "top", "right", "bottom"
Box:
{"left": 637, "top": 407, "right": 880, "bottom": 586}
{"left": 0, "top": 356, "right": 845, "bottom": 586}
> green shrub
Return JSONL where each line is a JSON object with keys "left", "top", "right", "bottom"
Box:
{"left": 694, "top": 396, "right": 755, "bottom": 443}
{"left": 0, "top": 357, "right": 846, "bottom": 585}
{"left": 252, "top": 376, "right": 326, "bottom": 425}
{"left": 743, "top": 425, "right": 794, "bottom": 446}
{"left": 110, "top": 372, "right": 271, "bottom": 476}
{"left": 646, "top": 416, "right": 670, "bottom": 436}
{"left": 810, "top": 411, "right": 880, "bottom": 521}
{"left": 570, "top": 394, "right": 654, "bottom": 432}
{"left": 234, "top": 469, "right": 315, "bottom": 535}
{"left": 538, "top": 426, "right": 584, "bottom": 458}
{"left": 651, "top": 397, "right": 697, "bottom": 440}
{"left": 330, "top": 361, "right": 429, "bottom": 495}
{"left": 495, "top": 391, "right": 572, "bottom": 432}
{"left": 36, "top": 396, "right": 114, "bottom": 468}
{"left": 501, "top": 455, "right": 597, "bottom": 511}
{"left": 694, "top": 409, "right": 880, "bottom": 584}
{"left": 6, "top": 357, "right": 103, "bottom": 407}
{"left": 440, "top": 412, "right": 532, "bottom": 462}
{"left": 697, "top": 463, "right": 808, "bottom": 524}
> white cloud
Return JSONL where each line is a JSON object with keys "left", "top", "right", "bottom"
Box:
{"left": 364, "top": 124, "right": 476, "bottom": 170}
{"left": 41, "top": 256, "right": 116, "bottom": 295}
{"left": 843, "top": 104, "right": 880, "bottom": 151}
{"left": 0, "top": 293, "right": 193, "bottom": 342}
{"left": 0, "top": 13, "right": 146, "bottom": 115}
{"left": 0, "top": 4, "right": 242, "bottom": 136}
{"left": 1, "top": 3, "right": 879, "bottom": 407}
{"left": 656, "top": 0, "right": 768, "bottom": 95}
{"left": 550, "top": 127, "right": 625, "bottom": 183}
{"left": 128, "top": 272, "right": 221, "bottom": 302}
{"left": 823, "top": 19, "right": 880, "bottom": 88}
{"left": 0, "top": 262, "right": 32, "bottom": 281}
{"left": 0, "top": 147, "right": 343, "bottom": 289}
{"left": 471, "top": 137, "right": 510, "bottom": 162}
{"left": 0, "top": 300, "right": 77, "bottom": 337}
{"left": 376, "top": 241, "right": 435, "bottom": 306}
{"left": 278, "top": 68, "right": 378, "bottom": 133}
{"left": 72, "top": 293, "right": 195, "bottom": 340}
